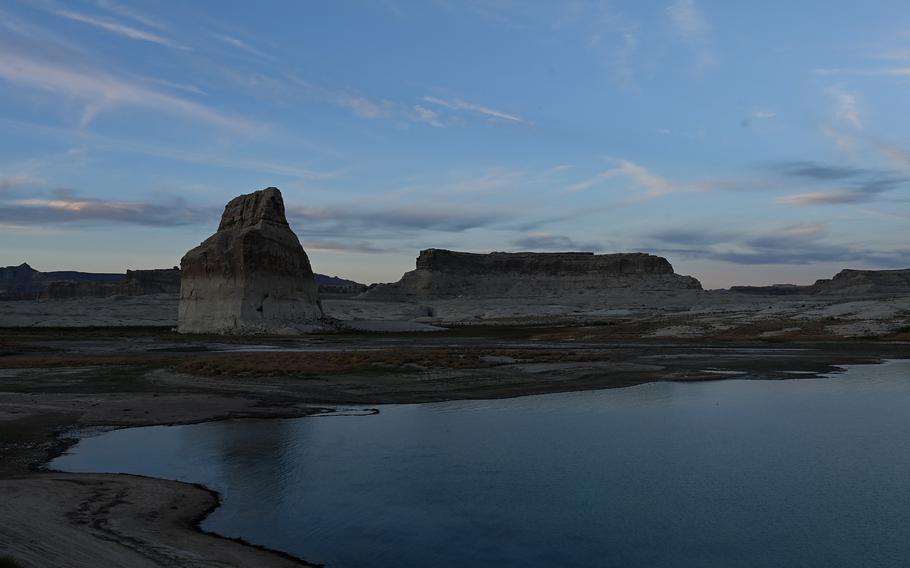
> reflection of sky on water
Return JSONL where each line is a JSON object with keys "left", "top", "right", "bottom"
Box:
{"left": 53, "top": 361, "right": 910, "bottom": 568}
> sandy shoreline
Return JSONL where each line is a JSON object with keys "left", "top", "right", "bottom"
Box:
{"left": 2, "top": 328, "right": 910, "bottom": 567}
{"left": 1, "top": 390, "right": 325, "bottom": 567}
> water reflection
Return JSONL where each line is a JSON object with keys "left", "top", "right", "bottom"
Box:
{"left": 189, "top": 418, "right": 297, "bottom": 522}
{"left": 53, "top": 361, "right": 910, "bottom": 568}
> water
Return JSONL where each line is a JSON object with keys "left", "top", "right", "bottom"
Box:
{"left": 52, "top": 360, "right": 910, "bottom": 567}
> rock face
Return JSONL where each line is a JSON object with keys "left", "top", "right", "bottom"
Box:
{"left": 731, "top": 268, "right": 910, "bottom": 297}
{"left": 363, "top": 249, "right": 701, "bottom": 300}
{"left": 812, "top": 268, "right": 910, "bottom": 295}
{"left": 178, "top": 187, "right": 322, "bottom": 334}
{"left": 0, "top": 263, "right": 41, "bottom": 299}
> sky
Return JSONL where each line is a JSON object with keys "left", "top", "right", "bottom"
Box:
{"left": 1, "top": 0, "right": 909, "bottom": 288}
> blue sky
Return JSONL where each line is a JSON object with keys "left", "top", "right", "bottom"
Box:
{"left": 1, "top": 0, "right": 909, "bottom": 288}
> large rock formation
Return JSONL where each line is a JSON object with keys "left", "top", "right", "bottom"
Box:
{"left": 731, "top": 268, "right": 910, "bottom": 297}
{"left": 178, "top": 187, "right": 322, "bottom": 334}
{"left": 363, "top": 249, "right": 701, "bottom": 300}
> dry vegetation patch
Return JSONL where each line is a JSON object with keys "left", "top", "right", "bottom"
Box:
{"left": 175, "top": 348, "right": 613, "bottom": 378}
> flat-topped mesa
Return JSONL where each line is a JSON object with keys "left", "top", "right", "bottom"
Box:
{"left": 363, "top": 248, "right": 701, "bottom": 300}
{"left": 415, "top": 249, "right": 678, "bottom": 275}
{"left": 178, "top": 187, "right": 323, "bottom": 334}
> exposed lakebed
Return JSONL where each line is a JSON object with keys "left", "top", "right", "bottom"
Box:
{"left": 52, "top": 361, "right": 910, "bottom": 567}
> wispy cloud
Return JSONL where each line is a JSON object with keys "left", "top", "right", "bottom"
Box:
{"left": 0, "top": 7, "right": 86, "bottom": 53}
{"left": 51, "top": 8, "right": 187, "bottom": 49}
{"left": 772, "top": 160, "right": 907, "bottom": 206}
{"left": 91, "top": 0, "right": 166, "bottom": 30}
{"left": 337, "top": 93, "right": 395, "bottom": 119}
{"left": 0, "top": 174, "right": 40, "bottom": 194}
{"left": 423, "top": 96, "right": 529, "bottom": 124}
{"left": 741, "top": 110, "right": 777, "bottom": 128}
{"left": 275, "top": 73, "right": 450, "bottom": 127}
{"left": 0, "top": 51, "right": 258, "bottom": 131}
{"left": 145, "top": 78, "right": 207, "bottom": 96}
{"left": 512, "top": 232, "right": 604, "bottom": 252}
{"left": 775, "top": 178, "right": 907, "bottom": 206}
{"left": 213, "top": 33, "right": 274, "bottom": 60}
{"left": 815, "top": 67, "right": 910, "bottom": 77}
{"left": 828, "top": 87, "right": 862, "bottom": 130}
{"left": 820, "top": 124, "right": 857, "bottom": 158}
{"left": 556, "top": 1, "right": 642, "bottom": 89}
{"left": 591, "top": 19, "right": 640, "bottom": 89}
{"left": 130, "top": 147, "right": 339, "bottom": 180}
{"left": 877, "top": 143, "right": 910, "bottom": 170}
{"left": 776, "top": 190, "right": 875, "bottom": 206}
{"left": 288, "top": 204, "right": 505, "bottom": 235}
{"left": 300, "top": 239, "right": 392, "bottom": 254}
{"left": 667, "top": 0, "right": 708, "bottom": 41}
{"left": 0, "top": 189, "right": 205, "bottom": 226}
{"left": 666, "top": 0, "right": 716, "bottom": 72}
{"left": 649, "top": 224, "right": 910, "bottom": 267}
{"left": 428, "top": 168, "right": 533, "bottom": 196}
{"left": 775, "top": 161, "right": 867, "bottom": 180}
{"left": 817, "top": 87, "right": 864, "bottom": 158}
{"left": 0, "top": 117, "right": 338, "bottom": 178}
{"left": 565, "top": 160, "right": 701, "bottom": 199}
{"left": 412, "top": 105, "right": 445, "bottom": 128}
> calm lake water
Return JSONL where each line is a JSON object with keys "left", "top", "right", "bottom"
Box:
{"left": 52, "top": 361, "right": 910, "bottom": 567}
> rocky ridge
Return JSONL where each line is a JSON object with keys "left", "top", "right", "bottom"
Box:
{"left": 731, "top": 268, "right": 910, "bottom": 297}
{"left": 0, "top": 263, "right": 123, "bottom": 300}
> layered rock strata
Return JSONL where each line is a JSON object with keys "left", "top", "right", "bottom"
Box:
{"left": 363, "top": 249, "right": 701, "bottom": 300}
{"left": 178, "top": 187, "right": 322, "bottom": 334}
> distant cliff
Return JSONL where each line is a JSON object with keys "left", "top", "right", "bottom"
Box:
{"left": 362, "top": 249, "right": 701, "bottom": 300}
{"left": 314, "top": 274, "right": 368, "bottom": 295}
{"left": 1, "top": 263, "right": 365, "bottom": 300}
{"left": 731, "top": 268, "right": 910, "bottom": 296}
{"left": 814, "top": 268, "right": 910, "bottom": 294}
{"left": 44, "top": 268, "right": 181, "bottom": 299}
{"left": 730, "top": 268, "right": 910, "bottom": 296}
{"left": 0, "top": 263, "right": 123, "bottom": 300}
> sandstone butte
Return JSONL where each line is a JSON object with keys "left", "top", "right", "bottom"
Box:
{"left": 363, "top": 248, "right": 702, "bottom": 301}
{"left": 178, "top": 187, "right": 323, "bottom": 334}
